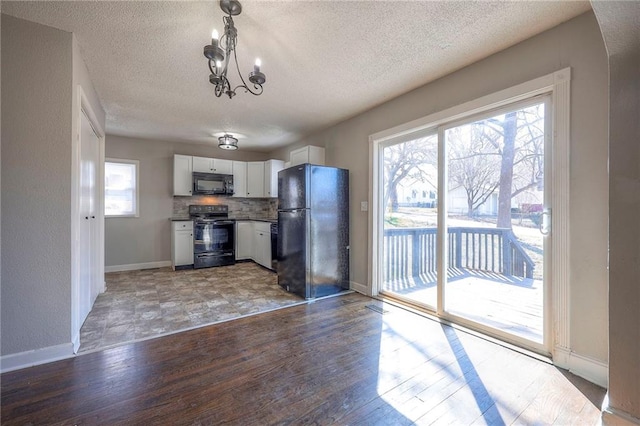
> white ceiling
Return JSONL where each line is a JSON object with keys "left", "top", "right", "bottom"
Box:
{"left": 3, "top": 1, "right": 591, "bottom": 152}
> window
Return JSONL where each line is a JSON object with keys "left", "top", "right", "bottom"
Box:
{"left": 105, "top": 159, "right": 139, "bottom": 217}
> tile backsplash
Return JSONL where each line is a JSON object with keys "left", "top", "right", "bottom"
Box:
{"left": 173, "top": 196, "right": 278, "bottom": 219}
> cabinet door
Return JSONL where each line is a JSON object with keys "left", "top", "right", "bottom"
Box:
{"left": 174, "top": 231, "right": 194, "bottom": 267}
{"left": 213, "top": 159, "right": 233, "bottom": 174}
{"left": 192, "top": 156, "right": 213, "bottom": 173}
{"left": 232, "top": 161, "right": 247, "bottom": 198}
{"left": 290, "top": 146, "right": 325, "bottom": 166}
{"left": 235, "top": 221, "right": 253, "bottom": 260}
{"left": 246, "top": 162, "right": 265, "bottom": 198}
{"left": 173, "top": 155, "right": 193, "bottom": 196}
{"left": 264, "top": 159, "right": 284, "bottom": 198}
{"left": 254, "top": 229, "right": 270, "bottom": 268}
{"left": 289, "top": 147, "right": 308, "bottom": 167}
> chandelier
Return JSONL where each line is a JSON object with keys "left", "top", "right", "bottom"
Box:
{"left": 218, "top": 134, "right": 239, "bottom": 150}
{"left": 203, "top": 0, "right": 266, "bottom": 99}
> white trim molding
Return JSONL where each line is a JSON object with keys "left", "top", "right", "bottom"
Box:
{"left": 350, "top": 281, "right": 369, "bottom": 296}
{"left": 105, "top": 261, "right": 172, "bottom": 273}
{"left": 1, "top": 343, "right": 75, "bottom": 374}
{"left": 554, "top": 347, "right": 608, "bottom": 388}
{"left": 550, "top": 68, "right": 572, "bottom": 367}
{"left": 602, "top": 394, "right": 640, "bottom": 426}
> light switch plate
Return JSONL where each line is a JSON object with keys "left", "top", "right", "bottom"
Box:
{"left": 361, "top": 201, "right": 368, "bottom": 211}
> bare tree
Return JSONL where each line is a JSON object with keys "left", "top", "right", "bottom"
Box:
{"left": 383, "top": 136, "right": 437, "bottom": 212}
{"left": 448, "top": 125, "right": 501, "bottom": 216}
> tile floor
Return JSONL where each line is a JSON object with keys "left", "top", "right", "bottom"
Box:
{"left": 79, "top": 262, "right": 304, "bottom": 352}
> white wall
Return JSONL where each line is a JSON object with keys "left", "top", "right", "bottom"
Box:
{"left": 1, "top": 14, "right": 104, "bottom": 359}
{"left": 271, "top": 12, "right": 609, "bottom": 365}
{"left": 105, "top": 135, "right": 272, "bottom": 268}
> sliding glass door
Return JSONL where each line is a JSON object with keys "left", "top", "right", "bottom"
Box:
{"left": 378, "top": 97, "right": 550, "bottom": 350}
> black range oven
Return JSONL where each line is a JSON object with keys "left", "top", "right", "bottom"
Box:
{"left": 190, "top": 205, "right": 235, "bottom": 269}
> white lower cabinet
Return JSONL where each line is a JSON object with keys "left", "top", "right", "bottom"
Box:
{"left": 253, "top": 223, "right": 272, "bottom": 269}
{"left": 236, "top": 221, "right": 273, "bottom": 269}
{"left": 172, "top": 221, "right": 193, "bottom": 269}
{"left": 235, "top": 221, "right": 253, "bottom": 260}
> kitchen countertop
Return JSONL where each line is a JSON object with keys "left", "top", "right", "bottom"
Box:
{"left": 170, "top": 217, "right": 276, "bottom": 223}
{"left": 170, "top": 216, "right": 191, "bottom": 222}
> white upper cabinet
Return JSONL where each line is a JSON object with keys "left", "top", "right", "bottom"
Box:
{"left": 232, "top": 161, "right": 247, "bottom": 198}
{"left": 192, "top": 156, "right": 233, "bottom": 174}
{"left": 247, "top": 161, "right": 265, "bottom": 198}
{"left": 264, "top": 159, "right": 284, "bottom": 198}
{"left": 290, "top": 145, "right": 325, "bottom": 167}
{"left": 192, "top": 156, "right": 212, "bottom": 173}
{"left": 173, "top": 154, "right": 193, "bottom": 196}
{"left": 213, "top": 159, "right": 233, "bottom": 174}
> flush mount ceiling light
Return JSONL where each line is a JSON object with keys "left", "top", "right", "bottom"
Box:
{"left": 218, "top": 134, "right": 239, "bottom": 150}
{"left": 204, "top": 0, "right": 266, "bottom": 99}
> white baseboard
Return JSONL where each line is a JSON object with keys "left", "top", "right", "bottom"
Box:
{"left": 72, "top": 332, "right": 81, "bottom": 354}
{"left": 554, "top": 346, "right": 608, "bottom": 388}
{"left": 1, "top": 343, "right": 75, "bottom": 373}
{"left": 602, "top": 393, "right": 640, "bottom": 425}
{"left": 350, "top": 281, "right": 369, "bottom": 296}
{"left": 105, "top": 260, "right": 172, "bottom": 273}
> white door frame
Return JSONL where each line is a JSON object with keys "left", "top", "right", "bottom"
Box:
{"left": 369, "top": 68, "right": 571, "bottom": 361}
{"left": 71, "top": 86, "right": 105, "bottom": 353}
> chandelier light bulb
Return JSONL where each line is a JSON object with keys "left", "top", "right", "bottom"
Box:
{"left": 216, "top": 60, "right": 222, "bottom": 69}
{"left": 211, "top": 29, "right": 219, "bottom": 40}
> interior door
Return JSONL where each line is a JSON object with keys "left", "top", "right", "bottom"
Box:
{"left": 79, "top": 110, "right": 100, "bottom": 323}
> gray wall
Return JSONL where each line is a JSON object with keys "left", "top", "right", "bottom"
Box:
{"left": 275, "top": 12, "right": 609, "bottom": 364}
{"left": 592, "top": 2, "right": 640, "bottom": 422}
{"left": 1, "top": 14, "right": 72, "bottom": 355}
{"left": 105, "top": 135, "right": 274, "bottom": 267}
{"left": 1, "top": 14, "right": 104, "bottom": 356}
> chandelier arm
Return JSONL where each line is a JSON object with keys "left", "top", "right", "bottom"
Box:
{"left": 232, "top": 83, "right": 263, "bottom": 96}
{"left": 230, "top": 44, "right": 262, "bottom": 95}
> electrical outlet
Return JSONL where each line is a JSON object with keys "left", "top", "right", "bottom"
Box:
{"left": 361, "top": 201, "right": 368, "bottom": 212}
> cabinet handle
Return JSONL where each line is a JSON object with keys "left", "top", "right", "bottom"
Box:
{"left": 91, "top": 216, "right": 95, "bottom": 219}
{"left": 85, "top": 216, "right": 89, "bottom": 220}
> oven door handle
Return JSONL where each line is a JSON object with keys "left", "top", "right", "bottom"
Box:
{"left": 194, "top": 220, "right": 234, "bottom": 225}
{"left": 195, "top": 252, "right": 234, "bottom": 258}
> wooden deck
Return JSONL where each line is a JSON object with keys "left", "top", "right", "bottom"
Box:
{"left": 383, "top": 268, "right": 543, "bottom": 342}
{"left": 1, "top": 293, "right": 603, "bottom": 425}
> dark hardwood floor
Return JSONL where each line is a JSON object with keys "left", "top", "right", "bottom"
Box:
{"left": 1, "top": 293, "right": 604, "bottom": 425}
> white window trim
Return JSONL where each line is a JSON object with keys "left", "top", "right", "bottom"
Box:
{"left": 105, "top": 158, "right": 140, "bottom": 218}
{"left": 369, "top": 68, "right": 571, "bottom": 365}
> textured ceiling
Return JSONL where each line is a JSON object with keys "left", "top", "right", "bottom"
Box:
{"left": 3, "top": 1, "right": 591, "bottom": 151}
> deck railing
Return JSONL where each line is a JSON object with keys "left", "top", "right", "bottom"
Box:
{"left": 383, "top": 226, "right": 534, "bottom": 283}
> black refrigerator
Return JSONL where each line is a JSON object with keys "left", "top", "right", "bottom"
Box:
{"left": 277, "top": 164, "right": 349, "bottom": 299}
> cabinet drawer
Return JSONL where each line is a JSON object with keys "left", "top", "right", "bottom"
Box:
{"left": 172, "top": 221, "right": 193, "bottom": 231}
{"left": 254, "top": 221, "right": 271, "bottom": 233}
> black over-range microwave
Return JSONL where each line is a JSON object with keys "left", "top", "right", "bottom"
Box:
{"left": 192, "top": 172, "right": 234, "bottom": 195}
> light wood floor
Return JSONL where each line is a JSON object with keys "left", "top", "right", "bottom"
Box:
{"left": 383, "top": 268, "right": 543, "bottom": 342}
{"left": 1, "top": 293, "right": 604, "bottom": 425}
